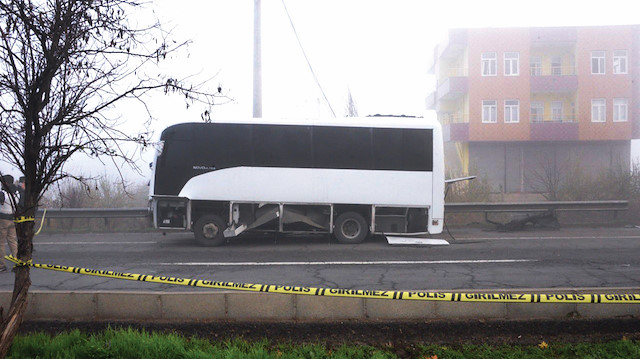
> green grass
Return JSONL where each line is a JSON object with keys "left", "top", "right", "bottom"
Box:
{"left": 7, "top": 328, "right": 640, "bottom": 359}
{"left": 418, "top": 341, "right": 640, "bottom": 359}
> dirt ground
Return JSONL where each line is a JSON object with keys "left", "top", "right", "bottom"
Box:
{"left": 19, "top": 318, "right": 640, "bottom": 356}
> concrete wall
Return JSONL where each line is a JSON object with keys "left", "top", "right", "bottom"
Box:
{"left": 469, "top": 141, "right": 631, "bottom": 193}
{"left": 2, "top": 289, "right": 639, "bottom": 322}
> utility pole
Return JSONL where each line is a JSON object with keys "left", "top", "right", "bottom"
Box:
{"left": 253, "top": 0, "right": 262, "bottom": 118}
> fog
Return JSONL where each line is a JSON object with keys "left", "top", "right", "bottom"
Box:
{"left": 2, "top": 0, "right": 639, "bottom": 186}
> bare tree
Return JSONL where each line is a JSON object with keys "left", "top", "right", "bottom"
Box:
{"left": 0, "top": 0, "right": 229, "bottom": 356}
{"left": 344, "top": 88, "right": 358, "bottom": 117}
{"left": 527, "top": 155, "right": 564, "bottom": 201}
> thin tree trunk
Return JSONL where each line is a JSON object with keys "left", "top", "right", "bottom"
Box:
{"left": 0, "top": 268, "right": 31, "bottom": 358}
{"left": 0, "top": 219, "right": 34, "bottom": 358}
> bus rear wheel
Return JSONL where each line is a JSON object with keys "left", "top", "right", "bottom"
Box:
{"left": 194, "top": 214, "right": 227, "bottom": 246}
{"left": 334, "top": 212, "right": 369, "bottom": 244}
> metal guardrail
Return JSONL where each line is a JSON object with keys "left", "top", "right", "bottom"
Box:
{"left": 32, "top": 201, "right": 628, "bottom": 219}
{"left": 445, "top": 200, "right": 628, "bottom": 213}
{"left": 35, "top": 207, "right": 150, "bottom": 219}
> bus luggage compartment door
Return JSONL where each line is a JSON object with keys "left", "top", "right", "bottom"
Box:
{"left": 153, "top": 197, "right": 189, "bottom": 229}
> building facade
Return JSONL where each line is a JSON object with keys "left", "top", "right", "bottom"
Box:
{"left": 427, "top": 26, "right": 640, "bottom": 193}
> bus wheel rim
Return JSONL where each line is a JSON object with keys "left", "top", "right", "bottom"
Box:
{"left": 203, "top": 223, "right": 219, "bottom": 239}
{"left": 341, "top": 219, "right": 361, "bottom": 239}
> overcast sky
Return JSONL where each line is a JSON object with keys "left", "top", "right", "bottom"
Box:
{"left": 3, "top": 0, "right": 639, "bottom": 181}
{"left": 148, "top": 0, "right": 640, "bottom": 122}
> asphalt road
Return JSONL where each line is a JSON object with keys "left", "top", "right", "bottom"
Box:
{"left": 1, "top": 226, "right": 640, "bottom": 292}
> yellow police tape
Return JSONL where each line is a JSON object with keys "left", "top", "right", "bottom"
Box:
{"left": 13, "top": 216, "right": 35, "bottom": 223}
{"left": 5, "top": 255, "right": 640, "bottom": 304}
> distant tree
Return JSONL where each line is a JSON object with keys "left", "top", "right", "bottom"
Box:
{"left": 0, "top": 0, "right": 229, "bottom": 356}
{"left": 344, "top": 88, "right": 358, "bottom": 117}
{"left": 528, "top": 155, "right": 564, "bottom": 201}
{"left": 45, "top": 176, "right": 148, "bottom": 209}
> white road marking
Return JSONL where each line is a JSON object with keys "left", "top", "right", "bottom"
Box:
{"left": 36, "top": 241, "right": 158, "bottom": 245}
{"left": 453, "top": 235, "right": 640, "bottom": 241}
{"left": 157, "top": 259, "right": 536, "bottom": 266}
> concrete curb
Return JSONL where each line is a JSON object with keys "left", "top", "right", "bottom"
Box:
{"left": 2, "top": 288, "right": 639, "bottom": 322}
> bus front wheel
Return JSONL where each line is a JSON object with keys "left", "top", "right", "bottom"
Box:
{"left": 334, "top": 212, "right": 369, "bottom": 244}
{"left": 194, "top": 214, "right": 227, "bottom": 246}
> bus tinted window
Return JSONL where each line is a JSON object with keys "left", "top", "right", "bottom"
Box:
{"left": 312, "top": 126, "right": 373, "bottom": 170}
{"left": 372, "top": 128, "right": 403, "bottom": 170}
{"left": 163, "top": 140, "right": 191, "bottom": 166}
{"left": 253, "top": 125, "right": 312, "bottom": 167}
{"left": 193, "top": 124, "right": 253, "bottom": 169}
{"left": 402, "top": 129, "right": 432, "bottom": 171}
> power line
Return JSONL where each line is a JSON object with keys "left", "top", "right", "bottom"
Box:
{"left": 281, "top": 0, "right": 336, "bottom": 117}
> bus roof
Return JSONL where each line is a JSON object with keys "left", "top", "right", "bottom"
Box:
{"left": 164, "top": 116, "right": 440, "bottom": 131}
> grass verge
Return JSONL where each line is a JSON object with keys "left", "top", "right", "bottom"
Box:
{"left": 7, "top": 327, "right": 640, "bottom": 359}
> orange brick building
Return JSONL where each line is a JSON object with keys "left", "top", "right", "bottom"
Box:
{"left": 427, "top": 26, "right": 639, "bottom": 192}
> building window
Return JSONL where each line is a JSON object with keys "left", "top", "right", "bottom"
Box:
{"left": 591, "top": 99, "right": 606, "bottom": 122}
{"left": 613, "top": 98, "right": 628, "bottom": 122}
{"left": 530, "top": 102, "right": 544, "bottom": 122}
{"left": 613, "top": 50, "right": 628, "bottom": 74}
{"left": 481, "top": 52, "right": 497, "bottom": 76}
{"left": 591, "top": 51, "right": 606, "bottom": 74}
{"left": 551, "top": 101, "right": 563, "bottom": 122}
{"left": 551, "top": 56, "right": 562, "bottom": 76}
{"left": 504, "top": 52, "right": 519, "bottom": 76}
{"left": 504, "top": 100, "right": 519, "bottom": 123}
{"left": 530, "top": 56, "right": 541, "bottom": 76}
{"left": 482, "top": 100, "right": 497, "bottom": 123}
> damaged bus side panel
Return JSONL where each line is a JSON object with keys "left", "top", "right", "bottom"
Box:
{"left": 150, "top": 117, "right": 445, "bottom": 246}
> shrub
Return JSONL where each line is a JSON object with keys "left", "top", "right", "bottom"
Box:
{"left": 39, "top": 176, "right": 152, "bottom": 232}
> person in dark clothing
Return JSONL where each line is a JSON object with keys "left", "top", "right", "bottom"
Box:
{"left": 17, "top": 176, "right": 25, "bottom": 209}
{"left": 0, "top": 175, "right": 18, "bottom": 271}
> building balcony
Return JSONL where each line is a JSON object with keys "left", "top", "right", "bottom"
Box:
{"left": 425, "top": 92, "right": 436, "bottom": 110}
{"left": 445, "top": 67, "right": 468, "bottom": 77}
{"left": 530, "top": 115, "right": 576, "bottom": 124}
{"left": 530, "top": 66, "right": 578, "bottom": 93}
{"left": 530, "top": 117, "right": 579, "bottom": 141}
{"left": 443, "top": 123, "right": 469, "bottom": 142}
{"left": 429, "top": 29, "right": 468, "bottom": 73}
{"left": 441, "top": 112, "right": 468, "bottom": 125}
{"left": 436, "top": 76, "right": 468, "bottom": 101}
{"left": 442, "top": 118, "right": 469, "bottom": 142}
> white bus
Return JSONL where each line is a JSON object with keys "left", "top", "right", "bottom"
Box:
{"left": 150, "top": 116, "right": 444, "bottom": 246}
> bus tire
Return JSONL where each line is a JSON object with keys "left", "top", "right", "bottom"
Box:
{"left": 194, "top": 214, "right": 227, "bottom": 246}
{"left": 334, "top": 211, "right": 369, "bottom": 244}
